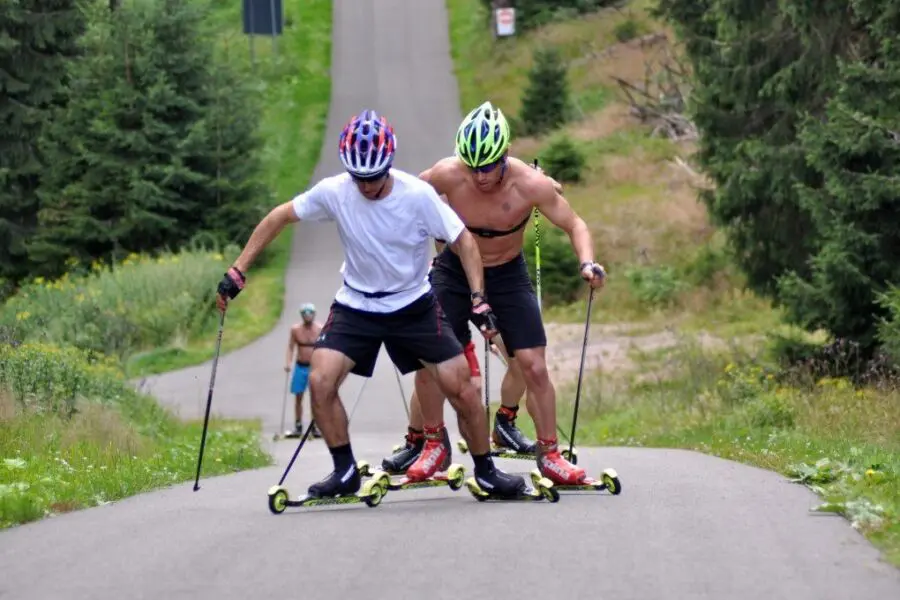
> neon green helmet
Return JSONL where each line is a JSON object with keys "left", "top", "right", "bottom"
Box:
{"left": 455, "top": 101, "right": 510, "bottom": 168}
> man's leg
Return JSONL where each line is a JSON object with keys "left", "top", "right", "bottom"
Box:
{"left": 486, "top": 336, "right": 538, "bottom": 453}
{"left": 380, "top": 260, "right": 472, "bottom": 472}
{"left": 379, "top": 342, "right": 480, "bottom": 474}
{"left": 513, "top": 345, "right": 585, "bottom": 485}
{"left": 305, "top": 302, "right": 382, "bottom": 496}
{"left": 411, "top": 355, "right": 527, "bottom": 497}
{"left": 294, "top": 393, "right": 303, "bottom": 431}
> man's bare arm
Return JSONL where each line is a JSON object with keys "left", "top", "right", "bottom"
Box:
{"left": 285, "top": 329, "right": 296, "bottom": 369}
{"left": 448, "top": 229, "right": 484, "bottom": 298}
{"left": 532, "top": 179, "right": 594, "bottom": 266}
{"left": 233, "top": 202, "right": 299, "bottom": 274}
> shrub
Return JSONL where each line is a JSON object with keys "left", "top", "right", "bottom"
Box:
{"left": 538, "top": 134, "right": 586, "bottom": 183}
{"left": 0, "top": 342, "right": 270, "bottom": 528}
{"left": 624, "top": 264, "right": 685, "bottom": 308}
{"left": 0, "top": 247, "right": 235, "bottom": 361}
{"left": 613, "top": 18, "right": 639, "bottom": 42}
{"left": 0, "top": 343, "right": 125, "bottom": 417}
{"left": 876, "top": 286, "right": 900, "bottom": 366}
{"left": 524, "top": 222, "right": 582, "bottom": 306}
{"left": 520, "top": 45, "right": 571, "bottom": 136}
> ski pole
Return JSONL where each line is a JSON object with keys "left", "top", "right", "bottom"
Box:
{"left": 568, "top": 286, "right": 597, "bottom": 460}
{"left": 483, "top": 338, "right": 491, "bottom": 423}
{"left": 532, "top": 158, "right": 542, "bottom": 314}
{"left": 193, "top": 310, "right": 226, "bottom": 492}
{"left": 393, "top": 364, "right": 410, "bottom": 420}
{"left": 275, "top": 369, "right": 289, "bottom": 441}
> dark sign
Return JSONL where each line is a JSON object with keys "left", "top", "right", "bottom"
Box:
{"left": 242, "top": 0, "right": 283, "bottom": 36}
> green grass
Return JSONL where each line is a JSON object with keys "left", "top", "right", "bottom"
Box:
{"left": 0, "top": 343, "right": 271, "bottom": 528}
{"left": 566, "top": 346, "right": 900, "bottom": 566}
{"left": 126, "top": 0, "right": 333, "bottom": 377}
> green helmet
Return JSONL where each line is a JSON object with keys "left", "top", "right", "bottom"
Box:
{"left": 455, "top": 101, "right": 510, "bottom": 168}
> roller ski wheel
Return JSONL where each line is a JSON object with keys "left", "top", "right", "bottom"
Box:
{"left": 464, "top": 476, "right": 560, "bottom": 503}
{"left": 456, "top": 439, "right": 578, "bottom": 465}
{"left": 367, "top": 464, "right": 466, "bottom": 493}
{"left": 530, "top": 467, "right": 620, "bottom": 495}
{"left": 266, "top": 480, "right": 385, "bottom": 514}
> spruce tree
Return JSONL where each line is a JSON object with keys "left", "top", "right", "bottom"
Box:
{"left": 31, "top": 0, "right": 266, "bottom": 275}
{"left": 778, "top": 1, "right": 900, "bottom": 354}
{"left": 520, "top": 45, "right": 570, "bottom": 136}
{"left": 0, "top": 0, "right": 84, "bottom": 284}
{"left": 653, "top": 0, "right": 851, "bottom": 300}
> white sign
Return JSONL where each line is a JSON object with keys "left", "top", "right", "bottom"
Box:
{"left": 495, "top": 8, "right": 515, "bottom": 37}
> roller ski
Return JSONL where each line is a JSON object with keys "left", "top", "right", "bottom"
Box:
{"left": 363, "top": 425, "right": 467, "bottom": 493}
{"left": 267, "top": 464, "right": 386, "bottom": 513}
{"left": 529, "top": 467, "right": 621, "bottom": 495}
{"left": 464, "top": 462, "right": 560, "bottom": 503}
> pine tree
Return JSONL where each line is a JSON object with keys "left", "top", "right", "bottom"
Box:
{"left": 0, "top": 0, "right": 84, "bottom": 284}
{"left": 520, "top": 45, "right": 570, "bottom": 136}
{"left": 778, "top": 1, "right": 900, "bottom": 354}
{"left": 653, "top": 0, "right": 852, "bottom": 300}
{"left": 31, "top": 0, "right": 266, "bottom": 275}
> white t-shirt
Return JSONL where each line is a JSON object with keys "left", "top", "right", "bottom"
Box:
{"left": 291, "top": 168, "right": 466, "bottom": 313}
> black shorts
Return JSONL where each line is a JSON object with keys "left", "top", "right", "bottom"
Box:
{"left": 430, "top": 247, "right": 546, "bottom": 357}
{"left": 314, "top": 291, "right": 464, "bottom": 378}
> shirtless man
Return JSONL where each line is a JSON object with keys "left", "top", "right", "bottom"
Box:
{"left": 283, "top": 303, "right": 322, "bottom": 439}
{"left": 381, "top": 101, "right": 606, "bottom": 485}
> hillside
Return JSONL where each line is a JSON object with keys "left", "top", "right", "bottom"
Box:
{"left": 445, "top": 0, "right": 900, "bottom": 565}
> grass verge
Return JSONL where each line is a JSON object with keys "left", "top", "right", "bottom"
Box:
{"left": 572, "top": 342, "right": 899, "bottom": 566}
{"left": 125, "top": 0, "right": 333, "bottom": 377}
{"left": 0, "top": 343, "right": 271, "bottom": 528}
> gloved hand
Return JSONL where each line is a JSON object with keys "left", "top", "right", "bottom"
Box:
{"left": 470, "top": 292, "right": 499, "bottom": 339}
{"left": 216, "top": 266, "right": 245, "bottom": 312}
{"left": 579, "top": 261, "right": 606, "bottom": 289}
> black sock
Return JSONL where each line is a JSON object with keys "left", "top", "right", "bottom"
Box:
{"left": 330, "top": 443, "right": 355, "bottom": 472}
{"left": 471, "top": 453, "right": 495, "bottom": 477}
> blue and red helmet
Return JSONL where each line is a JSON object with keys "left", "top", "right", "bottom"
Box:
{"left": 338, "top": 110, "right": 397, "bottom": 179}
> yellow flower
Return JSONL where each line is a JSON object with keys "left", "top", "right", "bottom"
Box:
{"left": 15, "top": 311, "right": 31, "bottom": 321}
{"left": 724, "top": 363, "right": 735, "bottom": 373}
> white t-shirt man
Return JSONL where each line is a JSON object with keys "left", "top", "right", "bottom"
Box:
{"left": 291, "top": 169, "right": 465, "bottom": 313}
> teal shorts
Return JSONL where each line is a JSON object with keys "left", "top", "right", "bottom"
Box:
{"left": 291, "top": 363, "right": 310, "bottom": 395}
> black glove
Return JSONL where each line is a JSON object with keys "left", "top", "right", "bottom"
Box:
{"left": 470, "top": 292, "right": 498, "bottom": 336}
{"left": 218, "top": 267, "right": 246, "bottom": 300}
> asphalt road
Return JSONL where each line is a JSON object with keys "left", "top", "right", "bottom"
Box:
{"left": 2, "top": 2, "right": 899, "bottom": 599}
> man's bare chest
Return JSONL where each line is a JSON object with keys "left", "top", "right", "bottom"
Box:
{"left": 448, "top": 188, "right": 532, "bottom": 233}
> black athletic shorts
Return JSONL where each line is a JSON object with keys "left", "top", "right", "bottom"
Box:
{"left": 314, "top": 291, "right": 464, "bottom": 378}
{"left": 430, "top": 247, "right": 546, "bottom": 357}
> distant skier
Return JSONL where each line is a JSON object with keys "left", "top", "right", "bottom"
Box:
{"left": 284, "top": 303, "right": 322, "bottom": 438}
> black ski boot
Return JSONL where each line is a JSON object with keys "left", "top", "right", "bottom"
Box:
{"left": 474, "top": 462, "right": 528, "bottom": 498}
{"left": 492, "top": 406, "right": 537, "bottom": 453}
{"left": 381, "top": 428, "right": 425, "bottom": 474}
{"left": 307, "top": 463, "right": 361, "bottom": 498}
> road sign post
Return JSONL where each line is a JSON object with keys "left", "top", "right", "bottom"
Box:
{"left": 242, "top": 0, "right": 284, "bottom": 69}
{"left": 495, "top": 7, "right": 516, "bottom": 38}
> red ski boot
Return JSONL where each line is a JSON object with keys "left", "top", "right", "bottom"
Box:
{"left": 405, "top": 425, "right": 451, "bottom": 482}
{"left": 536, "top": 437, "right": 585, "bottom": 485}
